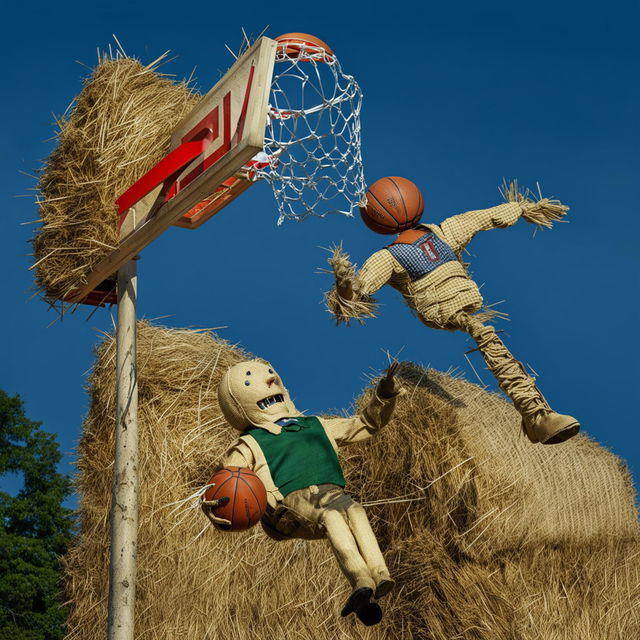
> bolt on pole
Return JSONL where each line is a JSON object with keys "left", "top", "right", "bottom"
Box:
{"left": 107, "top": 258, "right": 139, "bottom": 640}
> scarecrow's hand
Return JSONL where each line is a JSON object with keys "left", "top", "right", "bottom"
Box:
{"left": 329, "top": 246, "right": 356, "bottom": 301}
{"left": 503, "top": 180, "right": 569, "bottom": 229}
{"left": 201, "top": 496, "right": 232, "bottom": 529}
{"left": 378, "top": 362, "right": 401, "bottom": 398}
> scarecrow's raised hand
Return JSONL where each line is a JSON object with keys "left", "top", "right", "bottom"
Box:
{"left": 325, "top": 245, "right": 378, "bottom": 326}
{"left": 329, "top": 245, "right": 356, "bottom": 301}
{"left": 378, "top": 362, "right": 401, "bottom": 399}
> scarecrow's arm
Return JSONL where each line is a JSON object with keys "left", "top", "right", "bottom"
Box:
{"left": 325, "top": 247, "right": 399, "bottom": 325}
{"left": 219, "top": 441, "right": 255, "bottom": 470}
{"left": 321, "top": 364, "right": 403, "bottom": 445}
{"left": 438, "top": 182, "right": 569, "bottom": 252}
{"left": 438, "top": 202, "right": 524, "bottom": 252}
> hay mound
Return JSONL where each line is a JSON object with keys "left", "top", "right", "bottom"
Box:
{"left": 64, "top": 323, "right": 640, "bottom": 639}
{"left": 32, "top": 55, "right": 199, "bottom": 303}
{"left": 355, "top": 361, "right": 638, "bottom": 561}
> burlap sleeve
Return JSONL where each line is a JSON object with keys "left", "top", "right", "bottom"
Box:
{"left": 220, "top": 440, "right": 255, "bottom": 470}
{"left": 438, "top": 202, "right": 523, "bottom": 252}
{"left": 321, "top": 382, "right": 401, "bottom": 445}
{"left": 356, "top": 250, "right": 399, "bottom": 295}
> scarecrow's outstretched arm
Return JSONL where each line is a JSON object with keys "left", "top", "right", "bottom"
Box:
{"left": 438, "top": 202, "right": 524, "bottom": 252}
{"left": 438, "top": 182, "right": 569, "bottom": 252}
{"left": 321, "top": 363, "right": 403, "bottom": 445}
{"left": 326, "top": 247, "right": 397, "bottom": 325}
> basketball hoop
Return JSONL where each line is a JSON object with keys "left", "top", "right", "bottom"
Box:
{"left": 65, "top": 34, "right": 365, "bottom": 304}
{"left": 172, "top": 33, "right": 364, "bottom": 228}
{"left": 257, "top": 33, "right": 365, "bottom": 224}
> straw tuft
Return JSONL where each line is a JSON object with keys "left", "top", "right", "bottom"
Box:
{"left": 501, "top": 179, "right": 569, "bottom": 229}
{"left": 325, "top": 245, "right": 378, "bottom": 325}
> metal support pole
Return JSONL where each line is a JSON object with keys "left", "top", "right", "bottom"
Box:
{"left": 107, "top": 259, "right": 139, "bottom": 640}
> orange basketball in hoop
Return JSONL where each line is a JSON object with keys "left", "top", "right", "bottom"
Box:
{"left": 360, "top": 177, "right": 424, "bottom": 235}
{"left": 275, "top": 33, "right": 334, "bottom": 62}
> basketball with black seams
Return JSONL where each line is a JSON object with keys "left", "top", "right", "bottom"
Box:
{"left": 360, "top": 176, "right": 424, "bottom": 234}
{"left": 203, "top": 466, "right": 267, "bottom": 531}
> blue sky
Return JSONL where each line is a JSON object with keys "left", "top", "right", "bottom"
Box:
{"left": 1, "top": 1, "right": 639, "bottom": 500}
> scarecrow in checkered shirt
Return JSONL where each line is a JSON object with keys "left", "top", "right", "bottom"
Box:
{"left": 325, "top": 179, "right": 580, "bottom": 446}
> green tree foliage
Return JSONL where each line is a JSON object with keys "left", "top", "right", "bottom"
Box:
{"left": 0, "top": 390, "right": 74, "bottom": 640}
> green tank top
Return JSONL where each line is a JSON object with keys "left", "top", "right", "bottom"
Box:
{"left": 245, "top": 416, "right": 346, "bottom": 498}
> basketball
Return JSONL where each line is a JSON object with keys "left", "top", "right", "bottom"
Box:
{"left": 360, "top": 177, "right": 424, "bottom": 235}
{"left": 202, "top": 466, "right": 267, "bottom": 532}
{"left": 275, "top": 33, "right": 334, "bottom": 61}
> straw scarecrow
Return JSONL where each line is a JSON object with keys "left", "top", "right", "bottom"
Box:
{"left": 203, "top": 359, "right": 403, "bottom": 626}
{"left": 326, "top": 180, "right": 580, "bottom": 445}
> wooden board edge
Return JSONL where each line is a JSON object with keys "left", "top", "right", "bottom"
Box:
{"left": 67, "top": 143, "right": 261, "bottom": 302}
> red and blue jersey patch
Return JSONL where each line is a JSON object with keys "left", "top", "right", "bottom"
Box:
{"left": 386, "top": 231, "right": 456, "bottom": 281}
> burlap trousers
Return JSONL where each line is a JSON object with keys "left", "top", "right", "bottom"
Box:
{"left": 282, "top": 484, "right": 390, "bottom": 591}
{"left": 453, "top": 312, "right": 551, "bottom": 421}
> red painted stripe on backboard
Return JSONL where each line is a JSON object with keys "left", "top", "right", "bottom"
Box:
{"left": 116, "top": 63, "right": 258, "bottom": 230}
{"left": 179, "top": 92, "right": 231, "bottom": 189}
{"left": 181, "top": 105, "right": 220, "bottom": 145}
{"left": 115, "top": 139, "right": 209, "bottom": 215}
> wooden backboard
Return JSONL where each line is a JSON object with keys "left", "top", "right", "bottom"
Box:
{"left": 68, "top": 37, "right": 277, "bottom": 303}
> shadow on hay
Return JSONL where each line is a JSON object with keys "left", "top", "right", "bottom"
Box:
{"left": 396, "top": 361, "right": 466, "bottom": 408}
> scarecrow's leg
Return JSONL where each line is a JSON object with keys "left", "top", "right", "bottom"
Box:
{"left": 285, "top": 487, "right": 383, "bottom": 624}
{"left": 283, "top": 487, "right": 373, "bottom": 588}
{"left": 344, "top": 502, "right": 394, "bottom": 599}
{"left": 454, "top": 312, "right": 579, "bottom": 444}
{"left": 322, "top": 509, "right": 376, "bottom": 591}
{"left": 324, "top": 509, "right": 385, "bottom": 624}
{"left": 457, "top": 312, "right": 549, "bottom": 416}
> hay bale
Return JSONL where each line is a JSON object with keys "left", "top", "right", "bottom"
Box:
{"left": 388, "top": 533, "right": 640, "bottom": 639}
{"left": 353, "top": 362, "right": 639, "bottom": 561}
{"left": 32, "top": 55, "right": 199, "bottom": 303}
{"left": 64, "top": 323, "right": 640, "bottom": 639}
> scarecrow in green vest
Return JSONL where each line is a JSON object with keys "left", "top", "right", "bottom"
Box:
{"left": 203, "top": 358, "right": 402, "bottom": 626}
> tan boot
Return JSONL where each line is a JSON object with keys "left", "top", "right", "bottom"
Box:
{"left": 522, "top": 411, "right": 580, "bottom": 445}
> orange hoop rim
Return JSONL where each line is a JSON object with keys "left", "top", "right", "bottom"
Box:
{"left": 274, "top": 32, "right": 335, "bottom": 62}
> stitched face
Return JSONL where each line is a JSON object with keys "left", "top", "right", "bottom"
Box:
{"left": 218, "top": 360, "right": 299, "bottom": 432}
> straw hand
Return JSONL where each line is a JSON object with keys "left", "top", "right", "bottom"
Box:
{"left": 201, "top": 495, "right": 232, "bottom": 529}
{"left": 378, "top": 361, "right": 401, "bottom": 398}
{"left": 329, "top": 246, "right": 356, "bottom": 301}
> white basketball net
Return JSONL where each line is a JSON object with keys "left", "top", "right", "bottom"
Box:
{"left": 256, "top": 43, "right": 365, "bottom": 224}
